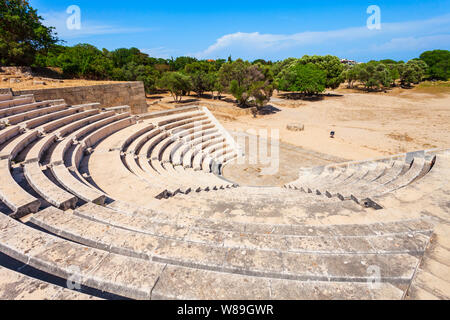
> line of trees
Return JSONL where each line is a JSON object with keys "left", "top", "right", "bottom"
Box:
{"left": 341, "top": 59, "right": 429, "bottom": 90}
{"left": 1, "top": 0, "right": 449, "bottom": 108}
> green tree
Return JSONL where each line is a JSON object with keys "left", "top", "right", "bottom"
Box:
{"left": 113, "top": 62, "right": 160, "bottom": 93}
{"left": 157, "top": 72, "right": 192, "bottom": 102}
{"left": 299, "top": 55, "right": 344, "bottom": 89}
{"left": 190, "top": 71, "right": 216, "bottom": 97}
{"left": 169, "top": 56, "right": 198, "bottom": 71}
{"left": 0, "top": 0, "right": 58, "bottom": 66}
{"left": 357, "top": 62, "right": 392, "bottom": 91}
{"left": 278, "top": 63, "right": 326, "bottom": 95}
{"left": 341, "top": 65, "right": 362, "bottom": 89}
{"left": 271, "top": 58, "right": 299, "bottom": 78}
{"left": 47, "top": 44, "right": 113, "bottom": 79}
{"left": 419, "top": 50, "right": 449, "bottom": 80}
{"left": 400, "top": 60, "right": 428, "bottom": 87}
{"left": 220, "top": 59, "right": 272, "bottom": 107}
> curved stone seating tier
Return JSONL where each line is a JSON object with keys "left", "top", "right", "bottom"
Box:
{"left": 156, "top": 128, "right": 218, "bottom": 167}
{"left": 29, "top": 207, "right": 425, "bottom": 285}
{"left": 20, "top": 105, "right": 80, "bottom": 130}
{"left": 76, "top": 201, "right": 434, "bottom": 243}
{"left": 0, "top": 159, "right": 41, "bottom": 217}
{"left": 0, "top": 93, "right": 13, "bottom": 102}
{"left": 0, "top": 108, "right": 94, "bottom": 162}
{"left": 177, "top": 132, "right": 223, "bottom": 168}
{"left": 49, "top": 111, "right": 119, "bottom": 166}
{"left": 48, "top": 114, "right": 135, "bottom": 205}
{"left": 0, "top": 99, "right": 64, "bottom": 122}
{"left": 119, "top": 125, "right": 155, "bottom": 153}
{"left": 72, "top": 116, "right": 136, "bottom": 169}
{"left": 0, "top": 96, "right": 34, "bottom": 110}
{"left": 202, "top": 146, "right": 236, "bottom": 173}
{"left": 191, "top": 138, "right": 226, "bottom": 170}
{"left": 24, "top": 162, "right": 78, "bottom": 210}
{"left": 0, "top": 211, "right": 166, "bottom": 300}
{"left": 156, "top": 126, "right": 217, "bottom": 164}
{"left": 0, "top": 265, "right": 99, "bottom": 300}
{"left": 284, "top": 152, "right": 437, "bottom": 209}
{"left": 2, "top": 104, "right": 69, "bottom": 127}
{"left": 25, "top": 110, "right": 101, "bottom": 164}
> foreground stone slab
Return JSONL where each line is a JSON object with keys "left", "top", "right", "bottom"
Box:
{"left": 0, "top": 266, "right": 99, "bottom": 300}
{"left": 152, "top": 265, "right": 404, "bottom": 300}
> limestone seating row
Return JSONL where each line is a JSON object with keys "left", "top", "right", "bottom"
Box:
{"left": 121, "top": 110, "right": 238, "bottom": 196}
{"left": 0, "top": 209, "right": 404, "bottom": 300}
{"left": 145, "top": 127, "right": 234, "bottom": 191}
{"left": 78, "top": 200, "right": 435, "bottom": 239}
{"left": 49, "top": 111, "right": 117, "bottom": 166}
{"left": 176, "top": 132, "right": 223, "bottom": 167}
{"left": 285, "top": 152, "right": 436, "bottom": 206}
{"left": 0, "top": 97, "right": 134, "bottom": 215}
{"left": 48, "top": 113, "right": 135, "bottom": 205}
{"left": 29, "top": 206, "right": 425, "bottom": 284}
{"left": 72, "top": 116, "right": 137, "bottom": 169}
{"left": 0, "top": 107, "right": 109, "bottom": 212}
{"left": 0, "top": 95, "right": 34, "bottom": 110}
{"left": 285, "top": 154, "right": 406, "bottom": 188}
{"left": 137, "top": 105, "right": 200, "bottom": 121}
{"left": 0, "top": 93, "right": 13, "bottom": 102}
{"left": 24, "top": 110, "right": 101, "bottom": 164}
{"left": 0, "top": 265, "right": 99, "bottom": 300}
{"left": 72, "top": 109, "right": 236, "bottom": 200}
{"left": 101, "top": 192, "right": 431, "bottom": 239}
{"left": 2, "top": 103, "right": 69, "bottom": 127}
{"left": 66, "top": 202, "right": 434, "bottom": 255}
{"left": 0, "top": 159, "right": 41, "bottom": 216}
{"left": 0, "top": 99, "right": 91, "bottom": 215}
{"left": 0, "top": 99, "right": 63, "bottom": 120}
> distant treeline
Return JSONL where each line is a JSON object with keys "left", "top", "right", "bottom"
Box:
{"left": 1, "top": 0, "right": 449, "bottom": 108}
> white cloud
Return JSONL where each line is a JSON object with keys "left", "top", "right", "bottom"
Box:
{"left": 141, "top": 47, "right": 176, "bottom": 59}
{"left": 41, "top": 11, "right": 152, "bottom": 39}
{"left": 194, "top": 14, "right": 450, "bottom": 59}
{"left": 370, "top": 34, "right": 450, "bottom": 52}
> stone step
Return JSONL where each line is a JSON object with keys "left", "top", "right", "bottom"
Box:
{"left": 31, "top": 207, "right": 422, "bottom": 283}
{"left": 23, "top": 162, "right": 77, "bottom": 210}
{"left": 152, "top": 265, "right": 404, "bottom": 300}
{"left": 0, "top": 96, "right": 35, "bottom": 110}
{"left": 0, "top": 265, "right": 99, "bottom": 300}
{"left": 72, "top": 202, "right": 432, "bottom": 254}
{"left": 74, "top": 202, "right": 434, "bottom": 252}
{"left": 0, "top": 212, "right": 165, "bottom": 300}
{"left": 25, "top": 110, "right": 101, "bottom": 164}
{"left": 0, "top": 93, "right": 13, "bottom": 102}
{"left": 0, "top": 159, "right": 41, "bottom": 217}
{"left": 351, "top": 157, "right": 428, "bottom": 201}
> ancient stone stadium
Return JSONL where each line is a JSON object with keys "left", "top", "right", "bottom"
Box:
{"left": 0, "top": 91, "right": 448, "bottom": 300}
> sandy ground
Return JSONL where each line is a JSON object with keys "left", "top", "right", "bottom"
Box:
{"left": 1, "top": 73, "right": 124, "bottom": 90}
{"left": 223, "top": 90, "right": 450, "bottom": 160}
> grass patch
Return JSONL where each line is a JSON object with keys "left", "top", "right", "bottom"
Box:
{"left": 414, "top": 81, "right": 450, "bottom": 94}
{"left": 387, "top": 132, "right": 414, "bottom": 143}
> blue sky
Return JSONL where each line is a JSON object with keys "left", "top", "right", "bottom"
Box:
{"left": 30, "top": 0, "right": 450, "bottom": 62}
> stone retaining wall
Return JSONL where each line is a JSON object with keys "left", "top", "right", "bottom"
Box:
{"left": 12, "top": 82, "right": 147, "bottom": 114}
